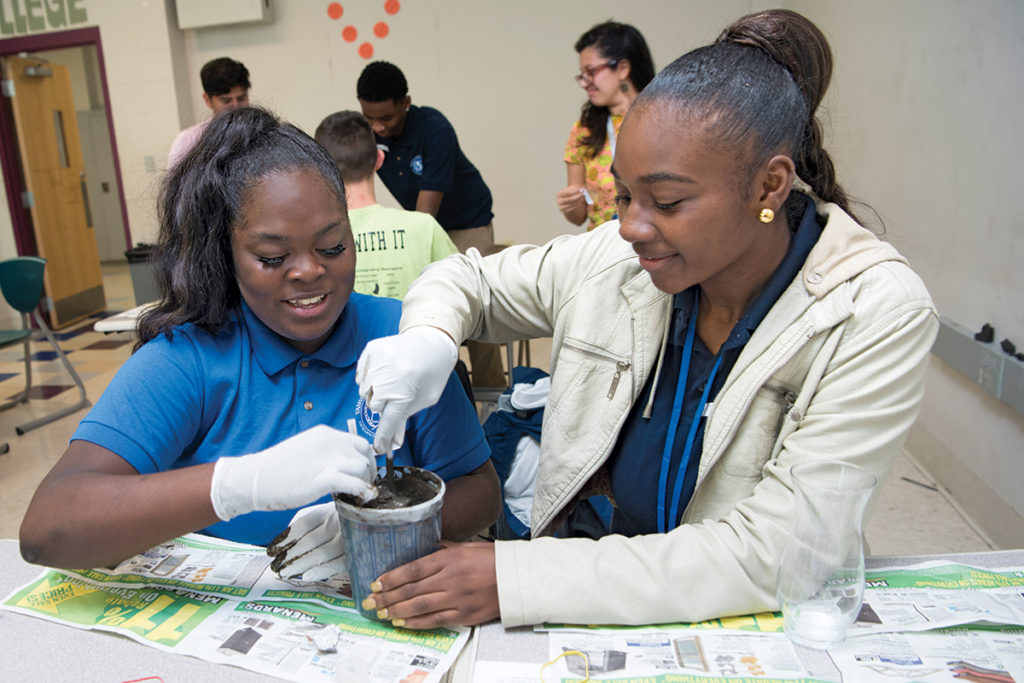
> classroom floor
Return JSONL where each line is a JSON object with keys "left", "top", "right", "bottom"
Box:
{"left": 0, "top": 262, "right": 995, "bottom": 556}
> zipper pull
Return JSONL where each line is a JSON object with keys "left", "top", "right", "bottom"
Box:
{"left": 607, "top": 361, "right": 630, "bottom": 399}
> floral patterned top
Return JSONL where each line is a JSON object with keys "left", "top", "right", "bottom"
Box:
{"left": 563, "top": 113, "right": 624, "bottom": 230}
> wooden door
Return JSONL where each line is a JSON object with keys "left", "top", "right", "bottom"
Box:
{"left": 3, "top": 54, "right": 104, "bottom": 327}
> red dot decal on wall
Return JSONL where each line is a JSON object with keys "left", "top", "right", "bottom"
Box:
{"left": 326, "top": 1, "right": 398, "bottom": 59}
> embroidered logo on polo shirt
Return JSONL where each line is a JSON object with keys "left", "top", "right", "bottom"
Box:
{"left": 355, "top": 397, "right": 380, "bottom": 439}
{"left": 411, "top": 155, "right": 423, "bottom": 175}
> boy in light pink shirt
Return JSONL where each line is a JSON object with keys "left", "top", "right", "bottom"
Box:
{"left": 168, "top": 57, "right": 250, "bottom": 168}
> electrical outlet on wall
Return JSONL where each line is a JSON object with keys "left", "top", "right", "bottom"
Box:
{"left": 977, "top": 349, "right": 1004, "bottom": 396}
{"left": 144, "top": 155, "right": 155, "bottom": 173}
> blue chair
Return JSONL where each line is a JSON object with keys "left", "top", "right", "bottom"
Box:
{"left": 0, "top": 256, "right": 90, "bottom": 434}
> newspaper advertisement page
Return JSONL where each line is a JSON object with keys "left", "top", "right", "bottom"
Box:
{"left": 828, "top": 626, "right": 1024, "bottom": 683}
{"left": 1, "top": 536, "right": 470, "bottom": 682}
{"left": 851, "top": 561, "right": 1024, "bottom": 634}
{"left": 541, "top": 561, "right": 1024, "bottom": 639}
{"left": 545, "top": 628, "right": 838, "bottom": 682}
{"left": 522, "top": 559, "right": 1024, "bottom": 682}
{"left": 540, "top": 625, "right": 1024, "bottom": 682}
{"left": 61, "top": 533, "right": 360, "bottom": 610}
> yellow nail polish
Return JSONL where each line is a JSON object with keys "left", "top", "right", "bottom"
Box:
{"left": 370, "top": 581, "right": 383, "bottom": 592}
{"left": 361, "top": 597, "right": 376, "bottom": 610}
{"left": 392, "top": 618, "right": 406, "bottom": 627}
{"left": 376, "top": 608, "right": 389, "bottom": 619}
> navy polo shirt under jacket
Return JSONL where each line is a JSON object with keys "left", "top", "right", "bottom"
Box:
{"left": 375, "top": 105, "right": 493, "bottom": 231}
{"left": 607, "top": 192, "right": 823, "bottom": 536}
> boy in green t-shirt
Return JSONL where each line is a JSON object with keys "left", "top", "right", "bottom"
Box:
{"left": 315, "top": 111, "right": 457, "bottom": 300}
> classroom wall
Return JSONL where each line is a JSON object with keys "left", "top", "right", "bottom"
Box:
{"left": 175, "top": 0, "right": 756, "bottom": 247}
{"left": 789, "top": 0, "right": 1024, "bottom": 545}
{"left": 1, "top": 0, "right": 1021, "bottom": 542}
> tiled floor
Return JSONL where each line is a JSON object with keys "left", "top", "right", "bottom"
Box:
{"left": 0, "top": 263, "right": 995, "bottom": 556}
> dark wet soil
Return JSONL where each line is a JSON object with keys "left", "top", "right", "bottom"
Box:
{"left": 339, "top": 467, "right": 439, "bottom": 509}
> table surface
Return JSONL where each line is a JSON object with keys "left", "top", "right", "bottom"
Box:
{"left": 93, "top": 302, "right": 154, "bottom": 333}
{"left": 3, "top": 539, "right": 1022, "bottom": 681}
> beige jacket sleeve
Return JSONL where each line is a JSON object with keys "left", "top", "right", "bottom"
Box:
{"left": 493, "top": 264, "right": 938, "bottom": 627}
{"left": 399, "top": 227, "right": 635, "bottom": 346}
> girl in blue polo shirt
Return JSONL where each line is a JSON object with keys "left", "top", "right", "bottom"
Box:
{"left": 20, "top": 107, "right": 500, "bottom": 577}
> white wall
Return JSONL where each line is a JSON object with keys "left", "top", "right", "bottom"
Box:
{"left": 177, "top": 0, "right": 760, "bottom": 248}
{"left": 789, "top": 0, "right": 1024, "bottom": 544}
{"left": 1, "top": 0, "right": 1021, "bottom": 541}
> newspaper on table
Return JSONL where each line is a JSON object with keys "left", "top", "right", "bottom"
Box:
{"left": 532, "top": 624, "right": 1024, "bottom": 682}
{"left": 55, "top": 532, "right": 362, "bottom": 609}
{"left": 1, "top": 533, "right": 469, "bottom": 682}
{"left": 475, "top": 559, "right": 1024, "bottom": 683}
{"left": 850, "top": 559, "right": 1024, "bottom": 634}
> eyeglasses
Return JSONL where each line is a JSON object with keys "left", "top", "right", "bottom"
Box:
{"left": 574, "top": 60, "right": 619, "bottom": 85}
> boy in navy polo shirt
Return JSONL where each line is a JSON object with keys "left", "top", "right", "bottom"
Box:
{"left": 357, "top": 61, "right": 505, "bottom": 388}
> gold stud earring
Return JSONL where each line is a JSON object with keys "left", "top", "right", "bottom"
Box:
{"left": 759, "top": 208, "right": 774, "bottom": 223}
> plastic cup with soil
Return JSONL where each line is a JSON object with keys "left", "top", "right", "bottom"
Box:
{"left": 333, "top": 466, "right": 444, "bottom": 621}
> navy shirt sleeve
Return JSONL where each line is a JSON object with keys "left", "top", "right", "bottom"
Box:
{"left": 417, "top": 114, "right": 457, "bottom": 194}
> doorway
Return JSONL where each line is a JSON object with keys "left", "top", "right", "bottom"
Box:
{"left": 0, "top": 27, "right": 130, "bottom": 327}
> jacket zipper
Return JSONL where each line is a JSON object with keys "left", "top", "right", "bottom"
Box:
{"left": 562, "top": 341, "right": 631, "bottom": 400}
{"left": 607, "top": 361, "right": 630, "bottom": 399}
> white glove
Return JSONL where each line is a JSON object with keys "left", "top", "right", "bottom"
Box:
{"left": 356, "top": 326, "right": 458, "bottom": 453}
{"left": 267, "top": 503, "right": 347, "bottom": 581}
{"left": 210, "top": 425, "right": 378, "bottom": 522}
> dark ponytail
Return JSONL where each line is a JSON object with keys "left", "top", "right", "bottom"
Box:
{"left": 575, "top": 21, "right": 655, "bottom": 159}
{"left": 136, "top": 106, "right": 346, "bottom": 350}
{"left": 714, "top": 9, "right": 863, "bottom": 221}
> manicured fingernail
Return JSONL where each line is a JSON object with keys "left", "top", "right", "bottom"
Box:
{"left": 376, "top": 608, "right": 389, "bottom": 619}
{"left": 370, "top": 581, "right": 383, "bottom": 592}
{"left": 391, "top": 618, "right": 406, "bottom": 627}
{"left": 361, "top": 597, "right": 377, "bottom": 610}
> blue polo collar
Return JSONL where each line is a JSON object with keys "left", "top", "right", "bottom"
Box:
{"left": 240, "top": 299, "right": 357, "bottom": 376}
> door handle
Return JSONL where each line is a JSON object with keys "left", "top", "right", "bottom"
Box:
{"left": 79, "top": 172, "right": 93, "bottom": 228}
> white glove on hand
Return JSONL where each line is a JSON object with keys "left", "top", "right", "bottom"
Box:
{"left": 210, "top": 425, "right": 378, "bottom": 522}
{"left": 356, "top": 326, "right": 458, "bottom": 453}
{"left": 266, "top": 502, "right": 347, "bottom": 581}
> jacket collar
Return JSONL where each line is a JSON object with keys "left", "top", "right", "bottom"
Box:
{"left": 803, "top": 201, "right": 907, "bottom": 299}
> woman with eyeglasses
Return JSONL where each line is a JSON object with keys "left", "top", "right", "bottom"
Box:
{"left": 555, "top": 21, "right": 655, "bottom": 231}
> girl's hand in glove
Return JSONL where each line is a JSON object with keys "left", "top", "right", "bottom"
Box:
{"left": 210, "top": 425, "right": 378, "bottom": 521}
{"left": 356, "top": 326, "right": 458, "bottom": 453}
{"left": 267, "top": 502, "right": 347, "bottom": 581}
